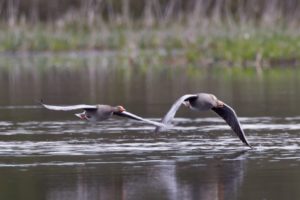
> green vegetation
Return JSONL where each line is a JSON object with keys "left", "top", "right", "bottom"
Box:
{"left": 1, "top": 0, "right": 300, "bottom": 67}
{"left": 1, "top": 24, "right": 300, "bottom": 67}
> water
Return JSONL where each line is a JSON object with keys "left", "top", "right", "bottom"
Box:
{"left": 1, "top": 53, "right": 300, "bottom": 200}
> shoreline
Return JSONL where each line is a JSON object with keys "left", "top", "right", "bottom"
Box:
{"left": 1, "top": 23, "right": 300, "bottom": 68}
{"left": 0, "top": 47, "right": 299, "bottom": 68}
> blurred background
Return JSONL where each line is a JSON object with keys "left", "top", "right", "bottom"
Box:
{"left": 0, "top": 0, "right": 300, "bottom": 119}
{"left": 2, "top": 0, "right": 300, "bottom": 26}
{"left": 1, "top": 1, "right": 300, "bottom": 200}
{"left": 1, "top": 0, "right": 300, "bottom": 62}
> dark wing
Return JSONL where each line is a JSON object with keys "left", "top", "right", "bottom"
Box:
{"left": 155, "top": 94, "right": 198, "bottom": 132}
{"left": 114, "top": 111, "right": 167, "bottom": 128}
{"left": 41, "top": 102, "right": 97, "bottom": 111}
{"left": 211, "top": 104, "right": 251, "bottom": 147}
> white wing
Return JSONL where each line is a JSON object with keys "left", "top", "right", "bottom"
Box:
{"left": 115, "top": 111, "right": 167, "bottom": 128}
{"left": 155, "top": 94, "right": 198, "bottom": 132}
{"left": 41, "top": 103, "right": 97, "bottom": 111}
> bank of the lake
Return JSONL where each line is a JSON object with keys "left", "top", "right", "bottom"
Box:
{"left": 1, "top": 23, "right": 300, "bottom": 68}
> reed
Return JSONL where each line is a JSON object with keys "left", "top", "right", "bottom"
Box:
{"left": 1, "top": 0, "right": 300, "bottom": 66}
{"left": 2, "top": 0, "right": 300, "bottom": 27}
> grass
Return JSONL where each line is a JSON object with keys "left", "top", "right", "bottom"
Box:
{"left": 1, "top": 20, "right": 300, "bottom": 67}
{"left": 2, "top": 0, "right": 300, "bottom": 67}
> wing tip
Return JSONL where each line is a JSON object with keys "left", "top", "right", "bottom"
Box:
{"left": 240, "top": 136, "right": 252, "bottom": 148}
{"left": 244, "top": 141, "right": 252, "bottom": 148}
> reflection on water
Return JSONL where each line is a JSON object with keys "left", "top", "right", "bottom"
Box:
{"left": 1, "top": 53, "right": 300, "bottom": 200}
{"left": 1, "top": 116, "right": 300, "bottom": 162}
{"left": 0, "top": 157, "right": 246, "bottom": 200}
{"left": 0, "top": 116, "right": 248, "bottom": 200}
{"left": 1, "top": 115, "right": 300, "bottom": 199}
{"left": 1, "top": 52, "right": 300, "bottom": 119}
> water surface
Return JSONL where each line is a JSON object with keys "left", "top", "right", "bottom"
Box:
{"left": 0, "top": 53, "right": 300, "bottom": 200}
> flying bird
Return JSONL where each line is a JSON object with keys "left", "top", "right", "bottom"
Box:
{"left": 155, "top": 93, "right": 251, "bottom": 147}
{"left": 41, "top": 102, "right": 166, "bottom": 128}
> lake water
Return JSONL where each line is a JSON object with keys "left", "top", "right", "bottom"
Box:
{"left": 0, "top": 52, "right": 300, "bottom": 200}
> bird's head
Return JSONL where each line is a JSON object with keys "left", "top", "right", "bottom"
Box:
{"left": 116, "top": 105, "right": 126, "bottom": 112}
{"left": 211, "top": 95, "right": 224, "bottom": 108}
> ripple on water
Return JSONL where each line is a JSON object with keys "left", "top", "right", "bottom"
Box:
{"left": 0, "top": 116, "right": 300, "bottom": 167}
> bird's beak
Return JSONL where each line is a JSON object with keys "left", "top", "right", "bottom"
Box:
{"left": 119, "top": 106, "right": 126, "bottom": 112}
{"left": 217, "top": 100, "right": 224, "bottom": 107}
{"left": 75, "top": 113, "right": 87, "bottom": 120}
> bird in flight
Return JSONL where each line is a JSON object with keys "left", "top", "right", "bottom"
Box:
{"left": 155, "top": 93, "right": 251, "bottom": 147}
{"left": 41, "top": 102, "right": 166, "bottom": 128}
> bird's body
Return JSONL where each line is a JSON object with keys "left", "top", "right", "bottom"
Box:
{"left": 41, "top": 102, "right": 166, "bottom": 128}
{"left": 156, "top": 93, "right": 251, "bottom": 147}
{"left": 81, "top": 105, "right": 120, "bottom": 121}
{"left": 188, "top": 93, "right": 219, "bottom": 111}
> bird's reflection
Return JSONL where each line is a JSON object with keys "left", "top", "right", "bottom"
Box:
{"left": 175, "top": 150, "right": 248, "bottom": 200}
{"left": 45, "top": 151, "right": 248, "bottom": 200}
